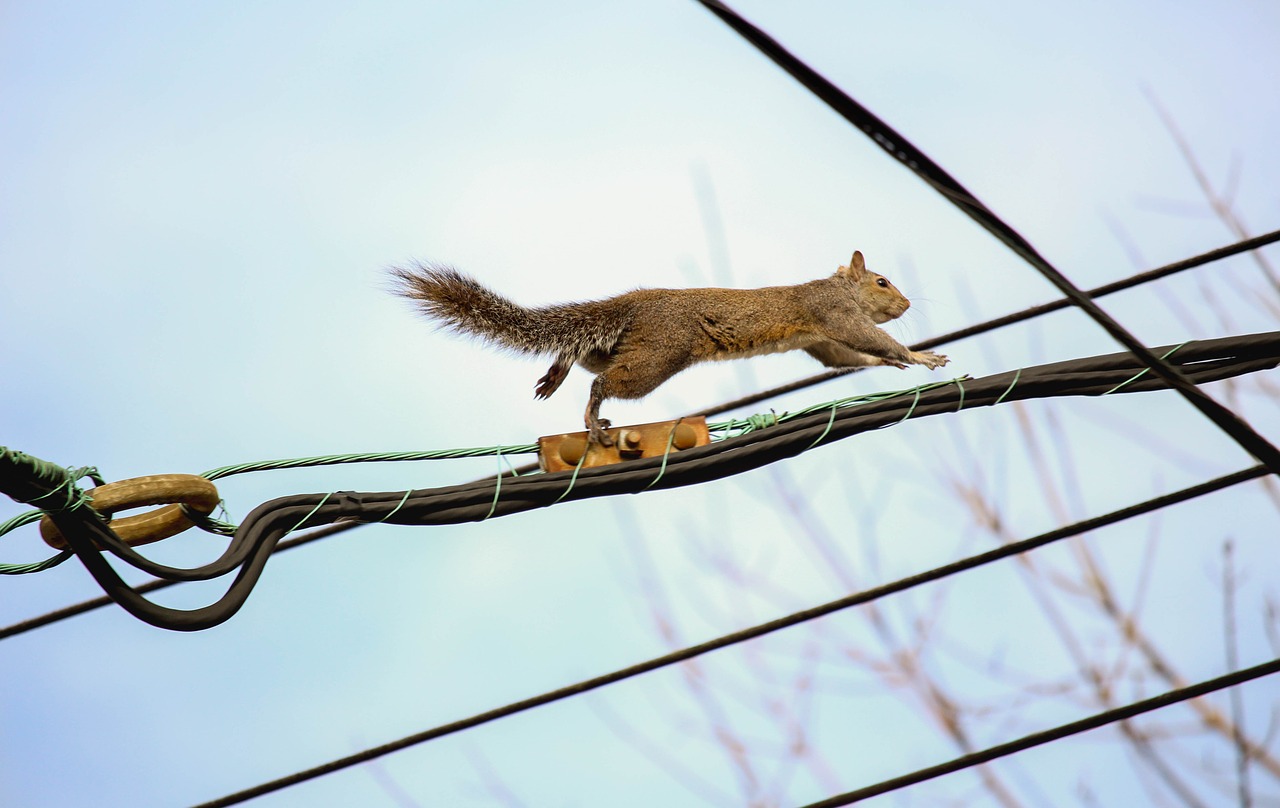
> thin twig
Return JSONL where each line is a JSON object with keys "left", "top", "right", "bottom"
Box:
{"left": 1223, "top": 540, "right": 1253, "bottom": 808}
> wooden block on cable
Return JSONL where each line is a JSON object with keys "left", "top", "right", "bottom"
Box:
{"left": 537, "top": 417, "right": 711, "bottom": 472}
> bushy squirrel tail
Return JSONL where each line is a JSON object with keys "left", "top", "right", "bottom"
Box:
{"left": 389, "top": 263, "right": 625, "bottom": 359}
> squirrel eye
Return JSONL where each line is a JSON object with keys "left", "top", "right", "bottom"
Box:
{"left": 876, "top": 277, "right": 889, "bottom": 288}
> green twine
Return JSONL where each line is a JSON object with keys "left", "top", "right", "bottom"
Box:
{"left": 643, "top": 425, "right": 682, "bottom": 491}
{"left": 22, "top": 467, "right": 98, "bottom": 512}
{"left": 745, "top": 412, "right": 780, "bottom": 432}
{"left": 1101, "top": 343, "right": 1187, "bottom": 395}
{"left": 483, "top": 449, "right": 505, "bottom": 520}
{"left": 0, "top": 374, "right": 996, "bottom": 575}
{"left": 707, "top": 376, "right": 968, "bottom": 442}
{"left": 994, "top": 368, "right": 1022, "bottom": 405}
{"left": 0, "top": 551, "right": 73, "bottom": 575}
{"left": 884, "top": 388, "right": 923, "bottom": 428}
{"left": 180, "top": 504, "right": 237, "bottom": 537}
{"left": 189, "top": 443, "right": 541, "bottom": 533}
{"left": 378, "top": 489, "right": 415, "bottom": 524}
{"left": 553, "top": 447, "right": 591, "bottom": 504}
{"left": 0, "top": 507, "right": 74, "bottom": 575}
{"left": 0, "top": 510, "right": 44, "bottom": 537}
{"left": 1, "top": 464, "right": 104, "bottom": 575}
{"left": 806, "top": 402, "right": 841, "bottom": 450}
{"left": 286, "top": 493, "right": 334, "bottom": 535}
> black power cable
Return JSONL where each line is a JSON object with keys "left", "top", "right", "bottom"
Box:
{"left": 2, "top": 232, "right": 1275, "bottom": 641}
{"left": 4, "top": 332, "right": 1276, "bottom": 632}
{"left": 692, "top": 0, "right": 1280, "bottom": 473}
{"left": 187, "top": 462, "right": 1271, "bottom": 807}
{"left": 1, "top": 9, "right": 1273, "bottom": 806}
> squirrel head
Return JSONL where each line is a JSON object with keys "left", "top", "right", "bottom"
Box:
{"left": 836, "top": 251, "right": 910, "bottom": 324}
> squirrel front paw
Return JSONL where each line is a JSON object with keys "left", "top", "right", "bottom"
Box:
{"left": 909, "top": 350, "right": 950, "bottom": 370}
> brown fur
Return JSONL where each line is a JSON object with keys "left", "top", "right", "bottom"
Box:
{"left": 391, "top": 251, "right": 948, "bottom": 445}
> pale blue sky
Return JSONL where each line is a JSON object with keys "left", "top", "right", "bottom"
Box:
{"left": 3, "top": 2, "right": 1279, "bottom": 806}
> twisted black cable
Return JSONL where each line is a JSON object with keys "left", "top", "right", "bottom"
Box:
{"left": 14, "top": 332, "right": 1277, "bottom": 632}
{"left": 0, "top": 524, "right": 350, "bottom": 641}
{"left": 5, "top": 232, "right": 1272, "bottom": 639}
{"left": 692, "top": 0, "right": 1280, "bottom": 472}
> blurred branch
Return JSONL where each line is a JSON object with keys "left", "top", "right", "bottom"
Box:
{"left": 1223, "top": 540, "right": 1253, "bottom": 808}
{"left": 462, "top": 747, "right": 530, "bottom": 808}
{"left": 359, "top": 755, "right": 423, "bottom": 808}
{"left": 1145, "top": 90, "right": 1280, "bottom": 298}
{"left": 590, "top": 699, "right": 741, "bottom": 807}
{"left": 763, "top": 463, "right": 1026, "bottom": 808}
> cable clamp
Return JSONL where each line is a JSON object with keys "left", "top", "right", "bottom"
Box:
{"left": 538, "top": 417, "right": 710, "bottom": 472}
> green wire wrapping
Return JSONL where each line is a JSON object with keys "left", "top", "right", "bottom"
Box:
{"left": 199, "top": 445, "right": 540, "bottom": 481}
{"left": 707, "top": 376, "right": 969, "bottom": 440}
{"left": 1101, "top": 343, "right": 1186, "bottom": 396}
{"left": 0, "top": 375, "right": 1000, "bottom": 573}
{"left": 0, "top": 460, "right": 102, "bottom": 575}
{"left": 0, "top": 509, "right": 74, "bottom": 574}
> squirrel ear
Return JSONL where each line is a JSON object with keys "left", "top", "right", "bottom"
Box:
{"left": 838, "top": 250, "right": 867, "bottom": 279}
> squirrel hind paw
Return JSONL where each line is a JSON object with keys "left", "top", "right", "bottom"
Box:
{"left": 587, "top": 418, "right": 614, "bottom": 447}
{"left": 534, "top": 363, "right": 571, "bottom": 399}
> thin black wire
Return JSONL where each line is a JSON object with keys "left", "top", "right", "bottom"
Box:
{"left": 183, "top": 5, "right": 1280, "bottom": 797}
{"left": 11, "top": 3, "right": 1280, "bottom": 793}
{"left": 1, "top": 8, "right": 1273, "bottom": 805}
{"left": 693, "top": 0, "right": 1280, "bottom": 474}
{"left": 188, "top": 464, "right": 1270, "bottom": 807}
{"left": 797, "top": 656, "right": 1280, "bottom": 807}
{"left": 692, "top": 228, "right": 1280, "bottom": 417}
{"left": 6, "top": 332, "right": 1279, "bottom": 632}
{"left": 2, "top": 0, "right": 1270, "bottom": 633}
{"left": 21, "top": 333, "right": 1277, "bottom": 631}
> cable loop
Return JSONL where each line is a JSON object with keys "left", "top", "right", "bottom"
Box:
{"left": 39, "top": 474, "right": 221, "bottom": 550}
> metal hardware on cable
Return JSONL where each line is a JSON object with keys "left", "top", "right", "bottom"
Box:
{"left": 39, "top": 474, "right": 220, "bottom": 550}
{"left": 1, "top": 333, "right": 1274, "bottom": 632}
{"left": 537, "top": 417, "right": 710, "bottom": 472}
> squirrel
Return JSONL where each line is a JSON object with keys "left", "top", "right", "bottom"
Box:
{"left": 390, "top": 251, "right": 949, "bottom": 446}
